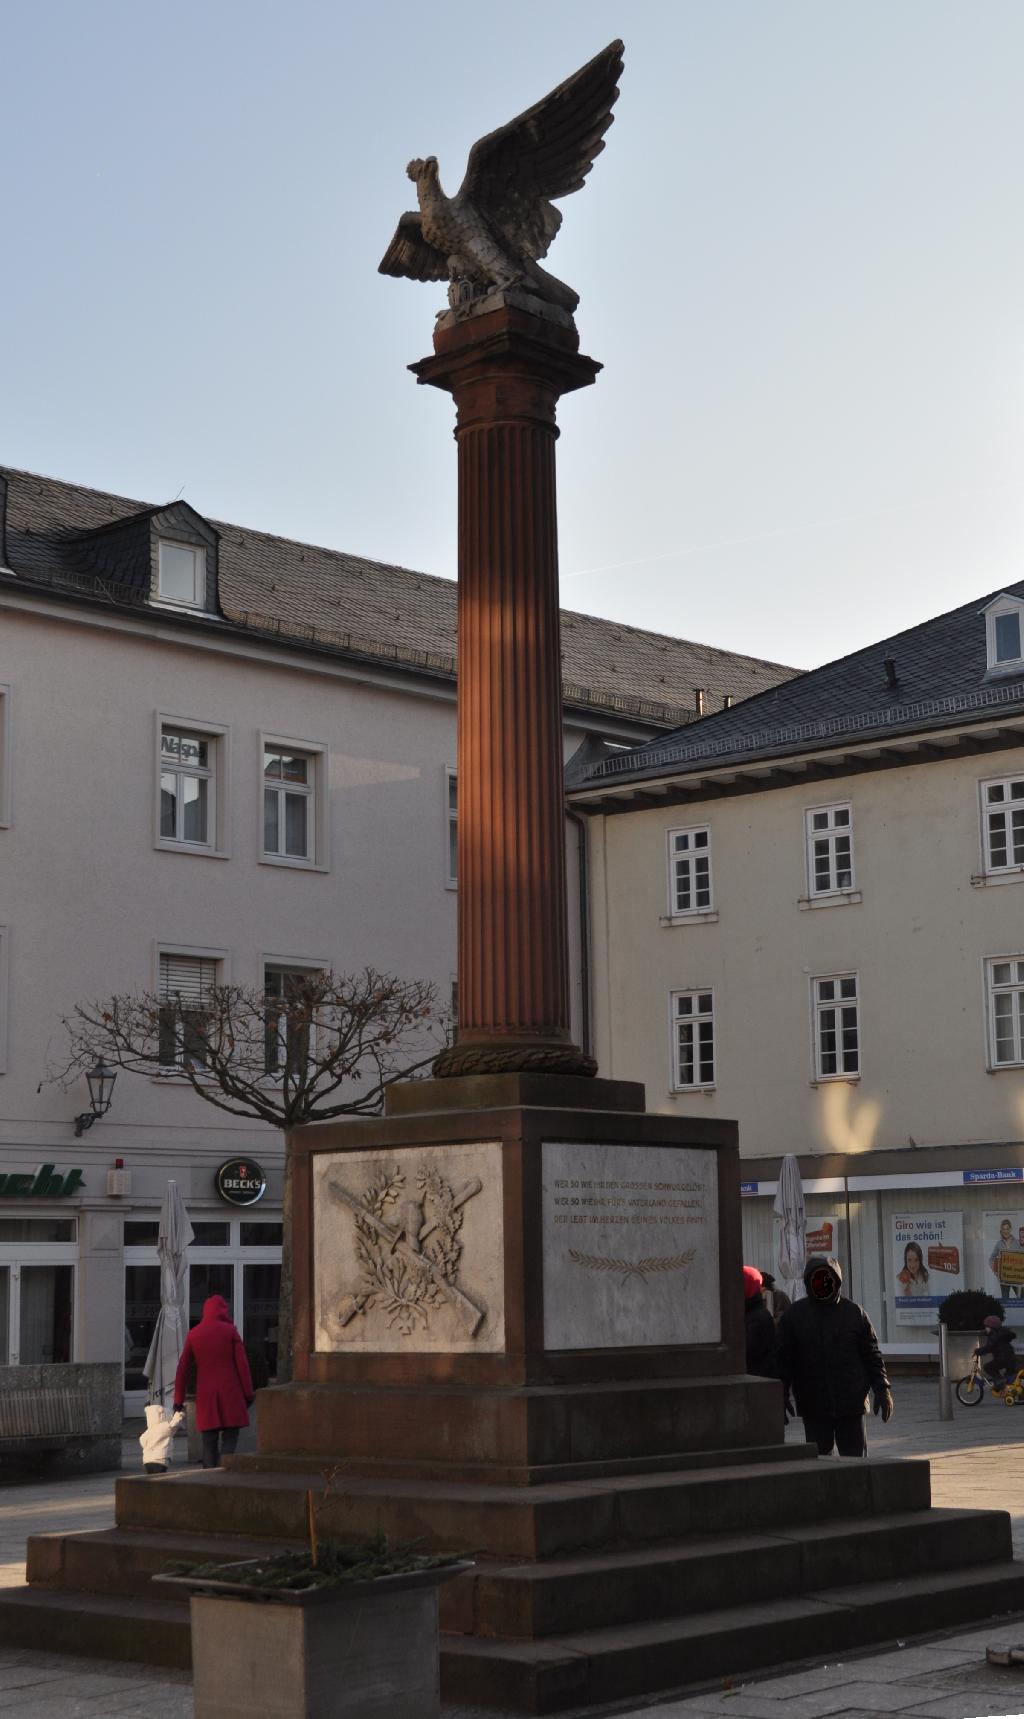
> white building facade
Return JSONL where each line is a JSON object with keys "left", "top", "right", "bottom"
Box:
{"left": 0, "top": 465, "right": 792, "bottom": 1406}
{"left": 573, "top": 588, "right": 1024, "bottom": 1356}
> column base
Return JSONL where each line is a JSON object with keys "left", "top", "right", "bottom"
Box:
{"left": 432, "top": 1040, "right": 597, "bottom": 1079}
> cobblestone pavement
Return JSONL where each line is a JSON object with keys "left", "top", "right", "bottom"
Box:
{"left": 0, "top": 1384, "right": 1021, "bottom": 1717}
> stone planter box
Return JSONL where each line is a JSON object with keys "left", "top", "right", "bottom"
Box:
{"left": 158, "top": 1560, "right": 471, "bottom": 1719}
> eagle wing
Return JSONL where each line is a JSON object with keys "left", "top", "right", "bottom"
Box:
{"left": 459, "top": 39, "right": 623, "bottom": 263}
{"left": 378, "top": 210, "right": 448, "bottom": 282}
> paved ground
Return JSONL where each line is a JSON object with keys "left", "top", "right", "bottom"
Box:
{"left": 0, "top": 1384, "right": 1023, "bottom": 1717}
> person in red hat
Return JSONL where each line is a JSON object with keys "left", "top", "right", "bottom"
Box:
{"left": 743, "top": 1265, "right": 778, "bottom": 1379}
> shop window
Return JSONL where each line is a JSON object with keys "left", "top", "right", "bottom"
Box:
{"left": 124, "top": 1264, "right": 161, "bottom": 1391}
{"left": 243, "top": 1261, "right": 281, "bottom": 1386}
{"left": 20, "top": 1265, "right": 72, "bottom": 1364}
{"left": 0, "top": 1217, "right": 74, "bottom": 1243}
{"left": 0, "top": 1270, "right": 8, "bottom": 1365}
{"left": 124, "top": 1221, "right": 160, "bottom": 1246}
{"left": 188, "top": 1262, "right": 234, "bottom": 1326}
{"left": 191, "top": 1221, "right": 230, "bottom": 1246}
{"left": 240, "top": 1222, "right": 283, "bottom": 1246}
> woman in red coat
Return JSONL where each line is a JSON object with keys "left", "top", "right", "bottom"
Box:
{"left": 173, "top": 1295, "right": 254, "bottom": 1469}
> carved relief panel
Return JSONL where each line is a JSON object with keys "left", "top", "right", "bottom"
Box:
{"left": 312, "top": 1141, "right": 505, "bottom": 1354}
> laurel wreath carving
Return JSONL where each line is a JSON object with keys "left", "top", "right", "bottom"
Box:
{"left": 568, "top": 1247, "right": 696, "bottom": 1284}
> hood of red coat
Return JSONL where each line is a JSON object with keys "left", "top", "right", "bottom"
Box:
{"left": 202, "top": 1295, "right": 232, "bottom": 1321}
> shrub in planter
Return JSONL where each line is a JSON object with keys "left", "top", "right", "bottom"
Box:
{"left": 158, "top": 1532, "right": 471, "bottom": 1719}
{"left": 938, "top": 1289, "right": 1004, "bottom": 1330}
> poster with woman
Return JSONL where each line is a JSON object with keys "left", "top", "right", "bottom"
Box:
{"left": 983, "top": 1212, "right": 1024, "bottom": 1303}
{"left": 892, "top": 1213, "right": 964, "bottom": 1325}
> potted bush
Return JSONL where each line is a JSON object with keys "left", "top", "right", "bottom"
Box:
{"left": 939, "top": 1288, "right": 1006, "bottom": 1380}
{"left": 157, "top": 1481, "right": 470, "bottom": 1719}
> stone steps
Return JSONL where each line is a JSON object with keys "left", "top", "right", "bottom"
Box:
{"left": 20, "top": 1504, "right": 1009, "bottom": 1637}
{"left": 109, "top": 1454, "right": 932, "bottom": 1560}
{"left": 441, "top": 1562, "right": 1024, "bottom": 1713}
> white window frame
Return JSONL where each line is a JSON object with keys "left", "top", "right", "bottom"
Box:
{"left": 259, "top": 733, "right": 329, "bottom": 872}
{"left": 980, "top": 774, "right": 1024, "bottom": 878}
{"left": 0, "top": 684, "right": 11, "bottom": 828}
{"left": 153, "top": 942, "right": 229, "bottom": 1077}
{"left": 155, "top": 713, "right": 230, "bottom": 858}
{"left": 0, "top": 925, "right": 8, "bottom": 1075}
{"left": 156, "top": 539, "right": 206, "bottom": 611}
{"left": 0, "top": 1232, "right": 79, "bottom": 1367}
{"left": 664, "top": 826, "right": 715, "bottom": 922}
{"left": 811, "top": 971, "right": 861, "bottom": 1082}
{"left": 985, "top": 956, "right": 1024, "bottom": 1070}
{"left": 805, "top": 802, "right": 855, "bottom": 899}
{"left": 445, "top": 767, "right": 458, "bottom": 889}
{"left": 261, "top": 954, "right": 329, "bottom": 1080}
{"left": 669, "top": 988, "right": 716, "bottom": 1091}
{"left": 983, "top": 595, "right": 1024, "bottom": 677}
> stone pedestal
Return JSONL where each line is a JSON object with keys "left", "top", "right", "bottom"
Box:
{"left": 253, "top": 1077, "right": 769, "bottom": 1486}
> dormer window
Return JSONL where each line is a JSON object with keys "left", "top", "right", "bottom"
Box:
{"left": 983, "top": 594, "right": 1024, "bottom": 676}
{"left": 158, "top": 541, "right": 206, "bottom": 609}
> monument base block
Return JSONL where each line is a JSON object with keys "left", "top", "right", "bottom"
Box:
{"left": 5, "top": 1082, "right": 1024, "bottom": 1710}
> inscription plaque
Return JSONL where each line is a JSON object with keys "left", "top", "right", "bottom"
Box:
{"left": 312, "top": 1141, "right": 505, "bottom": 1354}
{"left": 541, "top": 1141, "right": 721, "bottom": 1350}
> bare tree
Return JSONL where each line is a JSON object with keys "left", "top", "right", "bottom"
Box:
{"left": 51, "top": 969, "right": 445, "bottom": 1379}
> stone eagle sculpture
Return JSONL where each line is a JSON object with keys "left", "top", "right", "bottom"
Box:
{"left": 379, "top": 39, "right": 624, "bottom": 315}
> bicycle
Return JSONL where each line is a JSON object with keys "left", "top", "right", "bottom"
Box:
{"left": 955, "top": 1351, "right": 1024, "bottom": 1406}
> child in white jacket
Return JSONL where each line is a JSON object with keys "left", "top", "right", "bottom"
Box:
{"left": 139, "top": 1404, "right": 184, "bottom": 1474}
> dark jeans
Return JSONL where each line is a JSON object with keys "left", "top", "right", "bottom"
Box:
{"left": 803, "top": 1414, "right": 867, "bottom": 1457}
{"left": 200, "top": 1426, "right": 240, "bottom": 1470}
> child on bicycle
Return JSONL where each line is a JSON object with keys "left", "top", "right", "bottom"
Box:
{"left": 974, "top": 1314, "right": 1018, "bottom": 1390}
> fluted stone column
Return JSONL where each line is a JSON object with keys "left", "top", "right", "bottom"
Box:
{"left": 412, "top": 300, "right": 600, "bottom": 1076}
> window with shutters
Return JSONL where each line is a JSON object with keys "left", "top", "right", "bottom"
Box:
{"left": 981, "top": 776, "right": 1024, "bottom": 876}
{"left": 155, "top": 714, "right": 229, "bottom": 857}
{"left": 670, "top": 989, "right": 715, "bottom": 1090}
{"left": 260, "top": 735, "right": 328, "bottom": 870}
{"left": 158, "top": 952, "right": 221, "bottom": 1069}
{"left": 666, "top": 827, "right": 713, "bottom": 919}
{"left": 986, "top": 958, "right": 1024, "bottom": 1068}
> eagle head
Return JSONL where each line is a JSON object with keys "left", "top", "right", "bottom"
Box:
{"left": 406, "top": 155, "right": 438, "bottom": 186}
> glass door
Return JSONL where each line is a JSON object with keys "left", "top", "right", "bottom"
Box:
{"left": 19, "top": 1266, "right": 73, "bottom": 1364}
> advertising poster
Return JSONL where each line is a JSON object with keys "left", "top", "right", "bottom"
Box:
{"left": 983, "top": 1211, "right": 1024, "bottom": 1304}
{"left": 892, "top": 1212, "right": 964, "bottom": 1325}
{"left": 806, "top": 1215, "right": 840, "bottom": 1258}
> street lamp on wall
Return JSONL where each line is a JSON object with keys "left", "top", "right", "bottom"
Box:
{"left": 74, "top": 1058, "right": 118, "bottom": 1137}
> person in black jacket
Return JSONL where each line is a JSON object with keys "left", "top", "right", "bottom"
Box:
{"left": 777, "top": 1255, "right": 893, "bottom": 1457}
{"left": 974, "top": 1314, "right": 1018, "bottom": 1389}
{"left": 743, "top": 1265, "right": 778, "bottom": 1378}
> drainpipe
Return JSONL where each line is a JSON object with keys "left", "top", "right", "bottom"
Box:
{"left": 566, "top": 808, "right": 592, "bottom": 1058}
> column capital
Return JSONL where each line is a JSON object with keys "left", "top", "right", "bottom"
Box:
{"left": 410, "top": 302, "right": 601, "bottom": 435}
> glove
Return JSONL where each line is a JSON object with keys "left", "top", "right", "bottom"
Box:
{"left": 873, "top": 1387, "right": 894, "bottom": 1423}
{"left": 245, "top": 1397, "right": 255, "bottom": 1407}
{"left": 172, "top": 1403, "right": 184, "bottom": 1417}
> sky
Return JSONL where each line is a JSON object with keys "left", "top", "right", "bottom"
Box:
{"left": 2, "top": 0, "right": 1023, "bottom": 671}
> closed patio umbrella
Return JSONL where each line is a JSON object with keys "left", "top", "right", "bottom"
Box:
{"left": 773, "top": 1153, "right": 806, "bottom": 1305}
{"left": 143, "top": 1180, "right": 194, "bottom": 1408}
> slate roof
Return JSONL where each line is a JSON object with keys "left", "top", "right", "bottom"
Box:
{"left": 0, "top": 466, "right": 796, "bottom": 730}
{"left": 576, "top": 581, "right": 1024, "bottom": 788}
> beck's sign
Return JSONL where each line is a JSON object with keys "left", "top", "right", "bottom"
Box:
{"left": 215, "top": 1158, "right": 266, "bottom": 1207}
{"left": 0, "top": 1164, "right": 84, "bottom": 1199}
